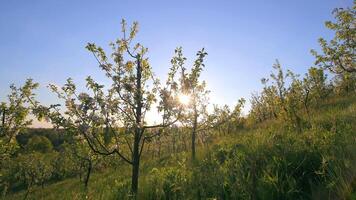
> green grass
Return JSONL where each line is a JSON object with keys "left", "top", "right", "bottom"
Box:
{"left": 5, "top": 95, "right": 356, "bottom": 200}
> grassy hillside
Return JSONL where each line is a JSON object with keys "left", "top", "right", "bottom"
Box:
{"left": 5, "top": 95, "right": 356, "bottom": 200}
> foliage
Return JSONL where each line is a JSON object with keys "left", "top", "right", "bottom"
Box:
{"left": 249, "top": 61, "right": 330, "bottom": 133}
{"left": 168, "top": 47, "right": 210, "bottom": 159}
{"left": 311, "top": 2, "right": 356, "bottom": 74}
{"left": 26, "top": 135, "right": 53, "bottom": 153}
{"left": 33, "top": 19, "right": 189, "bottom": 195}
{"left": 0, "top": 79, "right": 39, "bottom": 197}
{"left": 0, "top": 79, "right": 39, "bottom": 158}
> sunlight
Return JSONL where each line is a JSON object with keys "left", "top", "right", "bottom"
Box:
{"left": 178, "top": 93, "right": 191, "bottom": 105}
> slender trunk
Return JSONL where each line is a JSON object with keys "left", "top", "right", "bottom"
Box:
{"left": 172, "top": 133, "right": 176, "bottom": 154}
{"left": 191, "top": 129, "right": 196, "bottom": 160}
{"left": 79, "top": 165, "right": 82, "bottom": 181}
{"left": 191, "top": 105, "right": 198, "bottom": 160}
{"left": 23, "top": 179, "right": 33, "bottom": 200}
{"left": 24, "top": 187, "right": 30, "bottom": 200}
{"left": 304, "top": 89, "right": 310, "bottom": 118}
{"left": 158, "top": 139, "right": 161, "bottom": 158}
{"left": 84, "top": 159, "right": 92, "bottom": 188}
{"left": 1, "top": 108, "right": 5, "bottom": 138}
{"left": 296, "top": 114, "right": 302, "bottom": 133}
{"left": 273, "top": 110, "right": 277, "bottom": 119}
{"left": 183, "top": 132, "right": 187, "bottom": 151}
{"left": 131, "top": 54, "right": 143, "bottom": 196}
{"left": 131, "top": 129, "right": 140, "bottom": 196}
{"left": 345, "top": 80, "right": 349, "bottom": 93}
{"left": 291, "top": 108, "right": 302, "bottom": 133}
{"left": 1, "top": 107, "right": 5, "bottom": 127}
{"left": 304, "top": 102, "right": 310, "bottom": 119}
{"left": 104, "top": 116, "right": 110, "bottom": 145}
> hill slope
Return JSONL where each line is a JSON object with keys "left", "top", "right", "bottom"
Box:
{"left": 6, "top": 95, "right": 356, "bottom": 200}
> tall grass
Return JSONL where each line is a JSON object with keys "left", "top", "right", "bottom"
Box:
{"left": 5, "top": 95, "right": 356, "bottom": 200}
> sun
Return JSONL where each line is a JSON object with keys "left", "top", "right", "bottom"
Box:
{"left": 178, "top": 93, "right": 191, "bottom": 105}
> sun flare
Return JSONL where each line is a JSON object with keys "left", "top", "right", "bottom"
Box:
{"left": 178, "top": 93, "right": 191, "bottom": 105}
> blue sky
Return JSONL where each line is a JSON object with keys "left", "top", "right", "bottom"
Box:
{"left": 0, "top": 0, "right": 353, "bottom": 121}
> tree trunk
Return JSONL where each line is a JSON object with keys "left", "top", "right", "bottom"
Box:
{"left": 23, "top": 179, "right": 33, "bottom": 200}
{"left": 79, "top": 164, "right": 83, "bottom": 182}
{"left": 1, "top": 107, "right": 5, "bottom": 127}
{"left": 172, "top": 132, "right": 176, "bottom": 154}
{"left": 84, "top": 159, "right": 92, "bottom": 188}
{"left": 131, "top": 54, "right": 143, "bottom": 197}
{"left": 183, "top": 132, "right": 187, "bottom": 151}
{"left": 191, "top": 105, "right": 198, "bottom": 160}
{"left": 304, "top": 89, "right": 310, "bottom": 118}
{"left": 131, "top": 130, "right": 140, "bottom": 196}
{"left": 158, "top": 138, "right": 161, "bottom": 158}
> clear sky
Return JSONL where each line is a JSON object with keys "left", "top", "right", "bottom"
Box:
{"left": 0, "top": 0, "right": 353, "bottom": 126}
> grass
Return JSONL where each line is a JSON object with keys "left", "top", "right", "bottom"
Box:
{"left": 4, "top": 95, "right": 356, "bottom": 200}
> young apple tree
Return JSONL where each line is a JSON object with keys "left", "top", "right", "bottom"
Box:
{"left": 311, "top": 3, "right": 355, "bottom": 74}
{"left": 167, "top": 47, "right": 209, "bottom": 160}
{"left": 0, "top": 79, "right": 39, "bottom": 157}
{"left": 0, "top": 79, "right": 39, "bottom": 196}
{"left": 169, "top": 47, "right": 245, "bottom": 160}
{"left": 36, "top": 20, "right": 182, "bottom": 196}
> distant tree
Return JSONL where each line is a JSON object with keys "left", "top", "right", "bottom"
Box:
{"left": 0, "top": 79, "right": 39, "bottom": 156}
{"left": 228, "top": 100, "right": 246, "bottom": 131}
{"left": 51, "top": 142, "right": 78, "bottom": 181}
{"left": 301, "top": 67, "right": 328, "bottom": 115}
{"left": 15, "top": 151, "right": 55, "bottom": 199}
{"left": 250, "top": 60, "right": 290, "bottom": 123}
{"left": 0, "top": 79, "right": 38, "bottom": 197}
{"left": 269, "top": 60, "right": 289, "bottom": 115}
{"left": 260, "top": 78, "right": 279, "bottom": 119}
{"left": 26, "top": 135, "right": 53, "bottom": 153}
{"left": 250, "top": 61, "right": 314, "bottom": 131}
{"left": 20, "top": 129, "right": 67, "bottom": 150}
{"left": 208, "top": 100, "right": 245, "bottom": 136}
{"left": 66, "top": 136, "right": 97, "bottom": 189}
{"left": 249, "top": 92, "right": 267, "bottom": 123}
{"left": 333, "top": 72, "right": 356, "bottom": 93}
{"left": 286, "top": 70, "right": 305, "bottom": 132}
{"left": 169, "top": 47, "right": 245, "bottom": 159}
{"left": 169, "top": 47, "right": 209, "bottom": 160}
{"left": 311, "top": 2, "right": 355, "bottom": 74}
